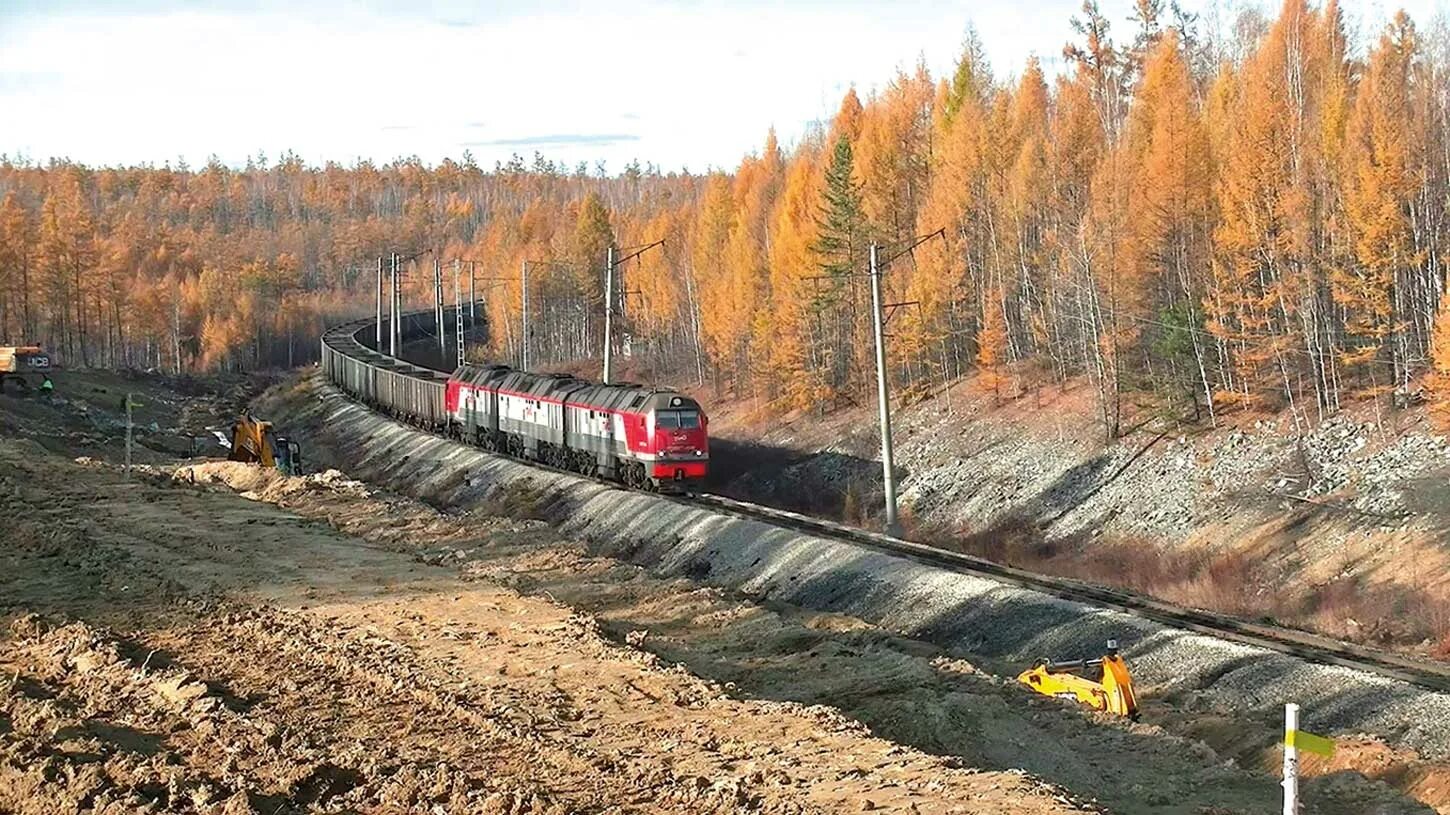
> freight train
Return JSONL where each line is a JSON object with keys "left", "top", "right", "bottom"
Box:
{"left": 320, "top": 310, "right": 708, "bottom": 493}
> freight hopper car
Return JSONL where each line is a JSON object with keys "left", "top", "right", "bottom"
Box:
{"left": 446, "top": 363, "right": 709, "bottom": 492}
{"left": 321, "top": 316, "right": 452, "bottom": 431}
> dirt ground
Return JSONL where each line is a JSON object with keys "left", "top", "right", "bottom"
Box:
{"left": 3, "top": 372, "right": 1446, "bottom": 814}
{"left": 0, "top": 433, "right": 1087, "bottom": 814}
{"left": 0, "top": 368, "right": 262, "bottom": 464}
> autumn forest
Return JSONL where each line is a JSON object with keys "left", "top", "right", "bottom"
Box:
{"left": 3, "top": 0, "right": 1449, "bottom": 436}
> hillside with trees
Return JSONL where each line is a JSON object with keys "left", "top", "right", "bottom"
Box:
{"left": 4, "top": 0, "right": 1450, "bottom": 437}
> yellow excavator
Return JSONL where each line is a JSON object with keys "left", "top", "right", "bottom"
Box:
{"left": 229, "top": 413, "right": 302, "bottom": 475}
{"left": 1017, "top": 639, "right": 1139, "bottom": 719}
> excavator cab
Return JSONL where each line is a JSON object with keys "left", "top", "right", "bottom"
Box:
{"left": 229, "top": 414, "right": 303, "bottom": 476}
{"left": 275, "top": 436, "right": 302, "bottom": 476}
{"left": 1017, "top": 639, "right": 1139, "bottom": 719}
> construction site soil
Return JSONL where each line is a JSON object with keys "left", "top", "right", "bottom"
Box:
{"left": 0, "top": 368, "right": 1444, "bottom": 814}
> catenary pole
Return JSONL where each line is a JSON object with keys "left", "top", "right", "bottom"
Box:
{"left": 454, "top": 258, "right": 464, "bottom": 366}
{"left": 389, "top": 253, "right": 398, "bottom": 356}
{"left": 375, "top": 256, "right": 383, "bottom": 349}
{"left": 603, "top": 246, "right": 615, "bottom": 383}
{"left": 434, "top": 258, "right": 445, "bottom": 361}
{"left": 124, "top": 393, "right": 133, "bottom": 478}
{"left": 598, "top": 238, "right": 664, "bottom": 382}
{"left": 521, "top": 260, "right": 530, "bottom": 371}
{"left": 869, "top": 243, "right": 901, "bottom": 536}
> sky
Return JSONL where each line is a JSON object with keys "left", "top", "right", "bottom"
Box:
{"left": 1, "top": 0, "right": 1443, "bottom": 174}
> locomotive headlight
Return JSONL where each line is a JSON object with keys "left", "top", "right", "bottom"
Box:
{"left": 694, "top": 449, "right": 703, "bottom": 457}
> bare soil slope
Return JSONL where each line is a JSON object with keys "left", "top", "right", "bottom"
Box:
{"left": 0, "top": 437, "right": 1083, "bottom": 813}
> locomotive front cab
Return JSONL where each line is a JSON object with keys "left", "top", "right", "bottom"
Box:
{"left": 648, "top": 393, "right": 708, "bottom": 490}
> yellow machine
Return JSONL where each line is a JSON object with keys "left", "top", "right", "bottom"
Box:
{"left": 229, "top": 414, "right": 302, "bottom": 475}
{"left": 0, "top": 345, "right": 52, "bottom": 392}
{"left": 1017, "top": 639, "right": 1139, "bottom": 719}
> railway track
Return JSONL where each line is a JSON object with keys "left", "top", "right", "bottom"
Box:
{"left": 320, "top": 312, "right": 1450, "bottom": 696}
{"left": 684, "top": 492, "right": 1450, "bottom": 694}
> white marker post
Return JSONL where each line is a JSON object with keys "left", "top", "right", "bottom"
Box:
{"left": 1282, "top": 703, "right": 1300, "bottom": 815}
{"left": 1282, "top": 702, "right": 1336, "bottom": 814}
{"left": 124, "top": 393, "right": 134, "bottom": 478}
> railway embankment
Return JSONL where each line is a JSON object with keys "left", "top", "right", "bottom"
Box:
{"left": 260, "top": 371, "right": 1450, "bottom": 769}
{"left": 709, "top": 379, "right": 1450, "bottom": 656}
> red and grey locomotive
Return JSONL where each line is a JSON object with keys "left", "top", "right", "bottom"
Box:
{"left": 444, "top": 363, "right": 708, "bottom": 492}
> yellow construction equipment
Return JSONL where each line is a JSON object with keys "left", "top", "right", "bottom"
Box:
{"left": 1017, "top": 639, "right": 1139, "bottom": 719}
{"left": 228, "top": 413, "right": 302, "bottom": 475}
{"left": 0, "top": 345, "right": 53, "bottom": 393}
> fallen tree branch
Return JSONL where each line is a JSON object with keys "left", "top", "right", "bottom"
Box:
{"left": 1270, "top": 491, "right": 1407, "bottom": 522}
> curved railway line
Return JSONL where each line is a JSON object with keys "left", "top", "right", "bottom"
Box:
{"left": 320, "top": 311, "right": 1450, "bottom": 696}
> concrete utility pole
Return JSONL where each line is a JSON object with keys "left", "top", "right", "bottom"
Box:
{"left": 454, "top": 258, "right": 464, "bottom": 367}
{"left": 389, "top": 253, "right": 399, "bottom": 356}
{"left": 862, "top": 229, "right": 939, "bottom": 537}
{"left": 603, "top": 246, "right": 615, "bottom": 383}
{"left": 375, "top": 256, "right": 383, "bottom": 349}
{"left": 469, "top": 260, "right": 476, "bottom": 326}
{"left": 433, "top": 258, "right": 445, "bottom": 361}
{"left": 868, "top": 243, "right": 901, "bottom": 536}
{"left": 521, "top": 260, "right": 530, "bottom": 371}
{"left": 601, "top": 239, "right": 665, "bottom": 384}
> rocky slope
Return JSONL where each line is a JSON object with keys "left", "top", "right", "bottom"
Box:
{"left": 708, "top": 378, "right": 1450, "bottom": 651}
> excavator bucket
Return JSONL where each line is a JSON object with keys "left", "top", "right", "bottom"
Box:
{"left": 1016, "top": 640, "right": 1138, "bottom": 719}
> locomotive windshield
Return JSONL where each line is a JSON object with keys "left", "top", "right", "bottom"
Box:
{"left": 655, "top": 409, "right": 700, "bottom": 429}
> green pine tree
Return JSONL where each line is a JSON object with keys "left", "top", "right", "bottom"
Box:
{"left": 812, "top": 134, "right": 866, "bottom": 280}
{"left": 810, "top": 134, "right": 869, "bottom": 400}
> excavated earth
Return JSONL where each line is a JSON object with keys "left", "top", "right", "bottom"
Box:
{"left": 0, "top": 422, "right": 1085, "bottom": 813}
{"left": 241, "top": 371, "right": 1450, "bottom": 814}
